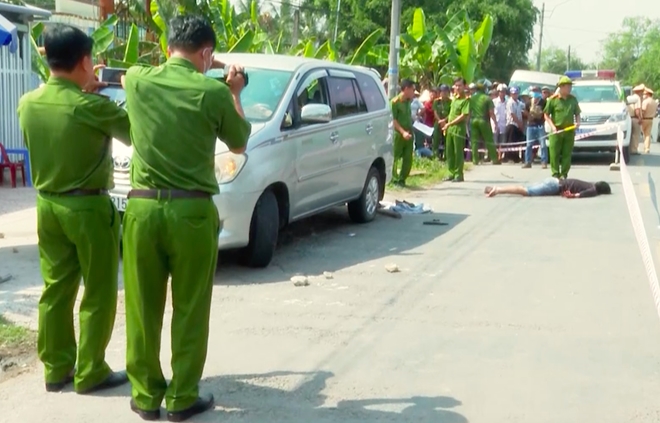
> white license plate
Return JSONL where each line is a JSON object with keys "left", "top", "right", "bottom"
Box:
{"left": 111, "top": 195, "right": 127, "bottom": 212}
{"left": 576, "top": 127, "right": 594, "bottom": 134}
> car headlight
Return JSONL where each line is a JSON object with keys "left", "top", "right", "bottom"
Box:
{"left": 607, "top": 112, "right": 628, "bottom": 122}
{"left": 214, "top": 152, "right": 247, "bottom": 184}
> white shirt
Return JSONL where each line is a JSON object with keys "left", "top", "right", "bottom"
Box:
{"left": 506, "top": 97, "right": 523, "bottom": 127}
{"left": 411, "top": 98, "right": 422, "bottom": 120}
{"left": 493, "top": 97, "right": 507, "bottom": 133}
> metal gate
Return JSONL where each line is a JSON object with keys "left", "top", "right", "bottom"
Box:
{"left": 0, "top": 28, "right": 37, "bottom": 153}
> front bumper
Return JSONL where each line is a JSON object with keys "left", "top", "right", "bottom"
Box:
{"left": 574, "top": 123, "right": 629, "bottom": 150}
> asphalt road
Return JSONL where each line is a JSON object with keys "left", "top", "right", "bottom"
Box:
{"left": 2, "top": 147, "right": 660, "bottom": 423}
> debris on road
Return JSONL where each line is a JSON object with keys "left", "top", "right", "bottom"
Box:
{"left": 322, "top": 271, "right": 334, "bottom": 279}
{"left": 11, "top": 248, "right": 18, "bottom": 253}
{"left": 0, "top": 274, "right": 12, "bottom": 284}
{"left": 0, "top": 233, "right": 4, "bottom": 239}
{"left": 501, "top": 172, "right": 514, "bottom": 179}
{"left": 379, "top": 200, "right": 432, "bottom": 215}
{"left": 385, "top": 264, "right": 400, "bottom": 273}
{"left": 291, "top": 276, "right": 310, "bottom": 286}
{"left": 423, "top": 219, "right": 449, "bottom": 226}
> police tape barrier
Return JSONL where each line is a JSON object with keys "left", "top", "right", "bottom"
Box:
{"left": 463, "top": 124, "right": 620, "bottom": 154}
{"left": 616, "top": 128, "right": 660, "bottom": 322}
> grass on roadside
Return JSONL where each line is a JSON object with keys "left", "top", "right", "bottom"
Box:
{"left": 387, "top": 157, "right": 472, "bottom": 191}
{"left": 0, "top": 316, "right": 35, "bottom": 357}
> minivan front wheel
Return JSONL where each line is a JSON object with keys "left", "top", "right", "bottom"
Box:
{"left": 238, "top": 189, "right": 279, "bottom": 268}
{"left": 348, "top": 167, "right": 381, "bottom": 223}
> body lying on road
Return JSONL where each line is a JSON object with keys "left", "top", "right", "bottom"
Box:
{"left": 484, "top": 177, "right": 612, "bottom": 198}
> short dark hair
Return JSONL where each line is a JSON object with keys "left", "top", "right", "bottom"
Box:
{"left": 454, "top": 77, "right": 466, "bottom": 85}
{"left": 595, "top": 181, "right": 611, "bottom": 195}
{"left": 168, "top": 15, "right": 216, "bottom": 52}
{"left": 400, "top": 79, "right": 415, "bottom": 89}
{"left": 43, "top": 24, "right": 93, "bottom": 72}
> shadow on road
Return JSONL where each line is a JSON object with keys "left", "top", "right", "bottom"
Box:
{"left": 0, "top": 187, "right": 35, "bottom": 216}
{"left": 216, "top": 207, "right": 468, "bottom": 285}
{"left": 193, "top": 370, "right": 468, "bottom": 423}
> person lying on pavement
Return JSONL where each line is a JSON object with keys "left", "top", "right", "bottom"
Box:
{"left": 484, "top": 177, "right": 611, "bottom": 198}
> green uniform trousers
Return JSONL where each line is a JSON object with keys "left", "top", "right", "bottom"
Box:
{"left": 123, "top": 196, "right": 220, "bottom": 412}
{"left": 549, "top": 130, "right": 575, "bottom": 178}
{"left": 470, "top": 119, "right": 499, "bottom": 164}
{"left": 36, "top": 193, "right": 119, "bottom": 392}
{"left": 392, "top": 135, "right": 414, "bottom": 183}
{"left": 445, "top": 128, "right": 466, "bottom": 179}
{"left": 432, "top": 123, "right": 445, "bottom": 157}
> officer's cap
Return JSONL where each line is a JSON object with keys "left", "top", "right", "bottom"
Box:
{"left": 558, "top": 76, "right": 573, "bottom": 86}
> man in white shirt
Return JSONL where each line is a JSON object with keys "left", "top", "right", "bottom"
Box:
{"left": 493, "top": 84, "right": 508, "bottom": 144}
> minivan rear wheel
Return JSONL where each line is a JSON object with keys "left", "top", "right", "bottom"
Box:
{"left": 348, "top": 167, "right": 381, "bottom": 223}
{"left": 238, "top": 189, "right": 279, "bottom": 268}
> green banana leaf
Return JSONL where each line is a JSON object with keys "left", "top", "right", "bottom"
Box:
{"left": 349, "top": 28, "right": 384, "bottom": 65}
{"left": 91, "top": 15, "right": 119, "bottom": 57}
{"left": 473, "top": 14, "right": 493, "bottom": 61}
{"left": 228, "top": 30, "right": 254, "bottom": 52}
{"left": 123, "top": 24, "right": 140, "bottom": 64}
{"left": 410, "top": 8, "right": 426, "bottom": 42}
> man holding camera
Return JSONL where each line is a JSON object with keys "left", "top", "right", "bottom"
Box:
{"left": 121, "top": 15, "right": 251, "bottom": 421}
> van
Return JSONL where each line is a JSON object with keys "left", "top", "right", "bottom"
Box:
{"left": 508, "top": 70, "right": 563, "bottom": 94}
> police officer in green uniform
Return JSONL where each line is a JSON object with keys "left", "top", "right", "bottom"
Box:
{"left": 17, "top": 24, "right": 130, "bottom": 394}
{"left": 121, "top": 15, "right": 251, "bottom": 421}
{"left": 390, "top": 79, "right": 416, "bottom": 186}
{"left": 544, "top": 76, "right": 581, "bottom": 178}
{"left": 443, "top": 78, "right": 470, "bottom": 182}
{"left": 432, "top": 84, "right": 451, "bottom": 159}
{"left": 469, "top": 82, "right": 500, "bottom": 165}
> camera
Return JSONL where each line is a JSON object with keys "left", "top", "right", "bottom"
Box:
{"left": 98, "top": 67, "right": 127, "bottom": 85}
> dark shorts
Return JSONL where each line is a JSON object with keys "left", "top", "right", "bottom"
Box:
{"left": 526, "top": 177, "right": 560, "bottom": 196}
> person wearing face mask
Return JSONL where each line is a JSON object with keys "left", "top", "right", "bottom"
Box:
{"left": 17, "top": 24, "right": 131, "bottom": 395}
{"left": 121, "top": 14, "right": 251, "bottom": 422}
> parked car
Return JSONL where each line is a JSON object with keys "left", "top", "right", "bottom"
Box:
{"left": 108, "top": 54, "right": 394, "bottom": 268}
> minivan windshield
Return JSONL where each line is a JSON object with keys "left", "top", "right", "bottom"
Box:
{"left": 206, "top": 67, "right": 293, "bottom": 122}
{"left": 571, "top": 84, "right": 621, "bottom": 103}
{"left": 98, "top": 67, "right": 293, "bottom": 123}
{"left": 509, "top": 80, "right": 556, "bottom": 94}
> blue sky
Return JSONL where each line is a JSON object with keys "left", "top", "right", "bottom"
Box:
{"left": 530, "top": 0, "right": 660, "bottom": 64}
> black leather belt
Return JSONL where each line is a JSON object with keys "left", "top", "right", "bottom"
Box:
{"left": 40, "top": 189, "right": 108, "bottom": 196}
{"left": 127, "top": 189, "right": 211, "bottom": 199}
{"left": 643, "top": 117, "right": 654, "bottom": 120}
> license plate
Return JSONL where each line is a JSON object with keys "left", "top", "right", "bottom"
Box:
{"left": 111, "top": 195, "right": 127, "bottom": 212}
{"left": 576, "top": 127, "right": 595, "bottom": 135}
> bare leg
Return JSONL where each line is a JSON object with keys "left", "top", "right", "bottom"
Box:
{"left": 484, "top": 185, "right": 529, "bottom": 197}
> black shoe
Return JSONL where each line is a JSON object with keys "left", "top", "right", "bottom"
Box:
{"left": 492, "top": 161, "right": 502, "bottom": 165}
{"left": 131, "top": 399, "right": 161, "bottom": 421}
{"left": 77, "top": 370, "right": 129, "bottom": 394}
{"left": 167, "top": 394, "right": 214, "bottom": 422}
{"left": 521, "top": 163, "right": 532, "bottom": 169}
{"left": 45, "top": 371, "right": 74, "bottom": 392}
{"left": 452, "top": 176, "right": 464, "bottom": 182}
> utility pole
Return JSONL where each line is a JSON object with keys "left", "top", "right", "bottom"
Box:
{"left": 566, "top": 45, "right": 571, "bottom": 71}
{"left": 333, "top": 0, "right": 341, "bottom": 43}
{"left": 292, "top": 8, "right": 300, "bottom": 46}
{"left": 535, "top": 2, "right": 545, "bottom": 71}
{"left": 387, "top": 0, "right": 401, "bottom": 99}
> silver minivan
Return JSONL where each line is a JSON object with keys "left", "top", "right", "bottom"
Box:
{"left": 110, "top": 53, "right": 393, "bottom": 267}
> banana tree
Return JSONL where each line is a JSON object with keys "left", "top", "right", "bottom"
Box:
{"left": 30, "top": 15, "right": 121, "bottom": 82}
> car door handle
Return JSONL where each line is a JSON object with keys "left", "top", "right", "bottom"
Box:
{"left": 330, "top": 131, "right": 339, "bottom": 143}
{"left": 365, "top": 124, "right": 373, "bottom": 134}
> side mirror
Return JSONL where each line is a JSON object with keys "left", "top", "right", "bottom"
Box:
{"left": 300, "top": 104, "right": 331, "bottom": 124}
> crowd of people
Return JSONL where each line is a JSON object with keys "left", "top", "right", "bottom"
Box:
{"left": 388, "top": 75, "right": 584, "bottom": 186}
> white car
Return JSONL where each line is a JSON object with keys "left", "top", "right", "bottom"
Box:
{"left": 566, "top": 70, "right": 631, "bottom": 163}
{"left": 108, "top": 54, "right": 394, "bottom": 267}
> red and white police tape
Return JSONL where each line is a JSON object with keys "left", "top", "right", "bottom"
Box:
{"left": 616, "top": 128, "right": 660, "bottom": 321}
{"left": 465, "top": 124, "right": 619, "bottom": 153}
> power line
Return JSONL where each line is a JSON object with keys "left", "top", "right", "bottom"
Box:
{"left": 543, "top": 24, "right": 613, "bottom": 35}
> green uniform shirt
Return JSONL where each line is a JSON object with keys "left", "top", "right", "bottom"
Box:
{"left": 469, "top": 92, "right": 493, "bottom": 121}
{"left": 432, "top": 98, "right": 451, "bottom": 120}
{"left": 447, "top": 97, "right": 470, "bottom": 133}
{"left": 17, "top": 77, "right": 130, "bottom": 193}
{"left": 391, "top": 94, "right": 413, "bottom": 134}
{"left": 544, "top": 94, "right": 581, "bottom": 128}
{"left": 124, "top": 58, "right": 251, "bottom": 194}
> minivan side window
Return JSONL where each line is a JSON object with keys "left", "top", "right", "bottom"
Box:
{"left": 295, "top": 75, "right": 330, "bottom": 127}
{"left": 327, "top": 76, "right": 360, "bottom": 118}
{"left": 354, "top": 72, "right": 386, "bottom": 112}
{"left": 353, "top": 80, "right": 367, "bottom": 113}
